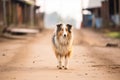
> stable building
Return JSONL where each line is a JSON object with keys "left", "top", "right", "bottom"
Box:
{"left": 0, "top": 0, "right": 40, "bottom": 28}
{"left": 82, "top": 0, "right": 120, "bottom": 28}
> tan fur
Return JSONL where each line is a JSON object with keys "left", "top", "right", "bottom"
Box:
{"left": 52, "top": 23, "right": 73, "bottom": 69}
{"left": 53, "top": 44, "right": 72, "bottom": 58}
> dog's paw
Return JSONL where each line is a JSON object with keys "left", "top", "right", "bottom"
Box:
{"left": 64, "top": 67, "right": 68, "bottom": 70}
{"left": 57, "top": 65, "right": 62, "bottom": 69}
{"left": 58, "top": 67, "right": 62, "bottom": 69}
{"left": 62, "top": 66, "right": 68, "bottom": 70}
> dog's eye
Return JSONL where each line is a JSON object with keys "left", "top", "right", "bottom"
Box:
{"left": 66, "top": 28, "right": 68, "bottom": 31}
{"left": 61, "top": 29, "right": 63, "bottom": 31}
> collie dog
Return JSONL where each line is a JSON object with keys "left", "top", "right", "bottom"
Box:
{"left": 52, "top": 23, "right": 73, "bottom": 69}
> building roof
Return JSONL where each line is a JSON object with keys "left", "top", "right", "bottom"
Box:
{"left": 17, "top": 0, "right": 40, "bottom": 8}
{"left": 18, "top": 0, "right": 35, "bottom": 5}
{"left": 83, "top": 0, "right": 103, "bottom": 9}
{"left": 21, "top": 0, "right": 35, "bottom": 5}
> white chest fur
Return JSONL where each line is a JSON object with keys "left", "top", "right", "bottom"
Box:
{"left": 54, "top": 36, "right": 72, "bottom": 55}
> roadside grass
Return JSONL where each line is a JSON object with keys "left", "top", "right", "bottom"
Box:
{"left": 106, "top": 32, "right": 120, "bottom": 39}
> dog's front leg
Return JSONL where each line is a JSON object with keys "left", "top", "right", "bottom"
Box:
{"left": 57, "top": 55, "right": 62, "bottom": 69}
{"left": 64, "top": 56, "right": 69, "bottom": 70}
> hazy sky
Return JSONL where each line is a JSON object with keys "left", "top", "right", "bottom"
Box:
{"left": 36, "top": 0, "right": 90, "bottom": 28}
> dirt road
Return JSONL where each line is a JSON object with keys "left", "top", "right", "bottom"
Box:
{"left": 0, "top": 29, "right": 120, "bottom": 80}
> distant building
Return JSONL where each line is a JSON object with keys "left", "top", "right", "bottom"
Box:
{"left": 82, "top": 0, "right": 102, "bottom": 28}
{"left": 82, "top": 0, "right": 120, "bottom": 28}
{"left": 0, "top": 0, "right": 40, "bottom": 29}
{"left": 102, "top": 0, "right": 120, "bottom": 27}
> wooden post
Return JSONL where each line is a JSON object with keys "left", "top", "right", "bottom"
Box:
{"left": 81, "top": 0, "right": 84, "bottom": 28}
{"left": 30, "top": 5, "right": 34, "bottom": 27}
{"left": 3, "top": 0, "right": 7, "bottom": 26}
{"left": 13, "top": 2, "right": 17, "bottom": 24}
{"left": 108, "top": 0, "right": 109, "bottom": 17}
{"left": 17, "top": 3, "right": 23, "bottom": 25}
{"left": 102, "top": 1, "right": 110, "bottom": 27}
{"left": 119, "top": 0, "right": 120, "bottom": 24}
{"left": 24, "top": 4, "right": 26, "bottom": 24}
{"left": 9, "top": 0, "right": 12, "bottom": 25}
{"left": 119, "top": 0, "right": 120, "bottom": 14}
{"left": 114, "top": 0, "right": 117, "bottom": 14}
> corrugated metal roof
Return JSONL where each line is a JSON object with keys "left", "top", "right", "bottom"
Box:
{"left": 24, "top": 0, "right": 35, "bottom": 4}
{"left": 85, "top": 0, "right": 103, "bottom": 8}
{"left": 16, "top": 0, "right": 40, "bottom": 8}
{"left": 18, "top": 0, "right": 35, "bottom": 5}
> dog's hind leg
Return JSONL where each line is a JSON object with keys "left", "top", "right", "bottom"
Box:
{"left": 57, "top": 55, "right": 62, "bottom": 69}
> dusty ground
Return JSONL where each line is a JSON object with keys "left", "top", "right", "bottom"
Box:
{"left": 0, "top": 29, "right": 120, "bottom": 80}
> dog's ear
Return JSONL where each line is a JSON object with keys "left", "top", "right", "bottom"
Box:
{"left": 56, "top": 24, "right": 62, "bottom": 31}
{"left": 56, "top": 24, "right": 62, "bottom": 28}
{"left": 66, "top": 24, "right": 72, "bottom": 33}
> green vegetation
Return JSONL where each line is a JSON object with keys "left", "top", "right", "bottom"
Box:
{"left": 106, "top": 32, "right": 120, "bottom": 39}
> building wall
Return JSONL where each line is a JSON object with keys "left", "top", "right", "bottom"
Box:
{"left": 101, "top": 1, "right": 110, "bottom": 26}
{"left": 0, "top": 0, "right": 40, "bottom": 28}
{"left": 17, "top": 3, "right": 23, "bottom": 25}
{"left": 108, "top": 0, "right": 120, "bottom": 26}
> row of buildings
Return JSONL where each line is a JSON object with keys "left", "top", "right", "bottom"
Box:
{"left": 82, "top": 0, "right": 120, "bottom": 29}
{"left": 0, "top": 0, "right": 44, "bottom": 32}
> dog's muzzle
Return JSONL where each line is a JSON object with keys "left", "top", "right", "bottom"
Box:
{"left": 64, "top": 34, "right": 66, "bottom": 37}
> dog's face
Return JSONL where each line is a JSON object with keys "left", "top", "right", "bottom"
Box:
{"left": 56, "top": 23, "right": 72, "bottom": 38}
